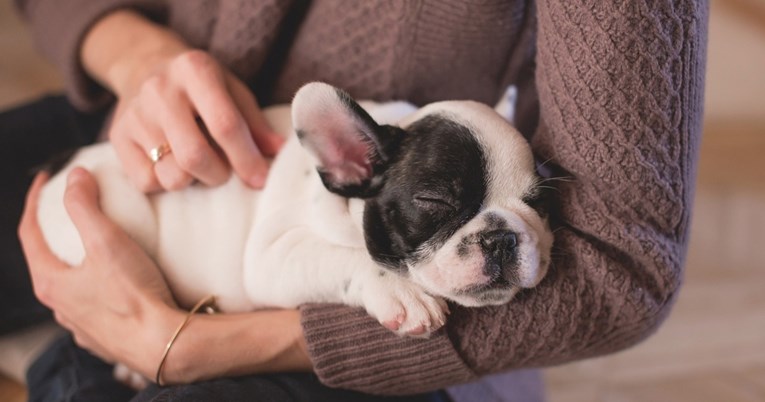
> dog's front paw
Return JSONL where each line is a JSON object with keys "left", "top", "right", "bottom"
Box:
{"left": 362, "top": 273, "right": 449, "bottom": 337}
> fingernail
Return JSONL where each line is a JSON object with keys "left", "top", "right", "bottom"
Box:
{"left": 268, "top": 134, "right": 286, "bottom": 152}
{"left": 249, "top": 173, "right": 267, "bottom": 188}
{"left": 67, "top": 168, "right": 87, "bottom": 185}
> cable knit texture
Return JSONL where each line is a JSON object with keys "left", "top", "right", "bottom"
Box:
{"left": 16, "top": 0, "right": 707, "bottom": 399}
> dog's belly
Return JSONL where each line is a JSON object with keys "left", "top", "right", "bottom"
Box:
{"left": 37, "top": 144, "right": 263, "bottom": 313}
{"left": 152, "top": 177, "right": 260, "bottom": 312}
{"left": 37, "top": 137, "right": 359, "bottom": 313}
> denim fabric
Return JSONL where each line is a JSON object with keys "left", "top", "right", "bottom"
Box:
{"left": 29, "top": 335, "right": 451, "bottom": 402}
{"left": 131, "top": 372, "right": 451, "bottom": 402}
{"left": 26, "top": 335, "right": 135, "bottom": 402}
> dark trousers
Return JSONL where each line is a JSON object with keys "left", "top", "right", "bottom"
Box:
{"left": 2, "top": 96, "right": 449, "bottom": 402}
{"left": 0, "top": 95, "right": 105, "bottom": 334}
{"left": 28, "top": 335, "right": 448, "bottom": 402}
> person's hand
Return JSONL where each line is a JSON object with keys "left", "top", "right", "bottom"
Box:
{"left": 109, "top": 49, "right": 284, "bottom": 192}
{"left": 82, "top": 10, "right": 284, "bottom": 192}
{"left": 18, "top": 169, "right": 180, "bottom": 377}
{"left": 19, "top": 169, "right": 312, "bottom": 382}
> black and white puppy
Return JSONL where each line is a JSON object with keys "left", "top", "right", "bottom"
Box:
{"left": 37, "top": 82, "right": 552, "bottom": 338}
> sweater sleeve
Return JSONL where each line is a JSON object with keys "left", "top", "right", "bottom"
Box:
{"left": 299, "top": 0, "right": 708, "bottom": 394}
{"left": 14, "top": 0, "right": 168, "bottom": 112}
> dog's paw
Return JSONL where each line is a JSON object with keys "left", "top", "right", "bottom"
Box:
{"left": 362, "top": 274, "right": 449, "bottom": 338}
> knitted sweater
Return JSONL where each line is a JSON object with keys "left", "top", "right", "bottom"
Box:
{"left": 16, "top": 0, "right": 708, "bottom": 399}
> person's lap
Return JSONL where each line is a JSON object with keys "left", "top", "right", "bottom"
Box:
{"left": 2, "top": 96, "right": 449, "bottom": 402}
{"left": 28, "top": 334, "right": 449, "bottom": 402}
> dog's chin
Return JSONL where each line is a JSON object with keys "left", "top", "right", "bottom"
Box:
{"left": 408, "top": 262, "right": 524, "bottom": 307}
{"left": 444, "top": 287, "right": 520, "bottom": 307}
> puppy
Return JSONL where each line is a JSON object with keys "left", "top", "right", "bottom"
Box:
{"left": 37, "top": 82, "right": 552, "bottom": 338}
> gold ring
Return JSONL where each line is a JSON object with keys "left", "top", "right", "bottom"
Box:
{"left": 148, "top": 143, "right": 171, "bottom": 165}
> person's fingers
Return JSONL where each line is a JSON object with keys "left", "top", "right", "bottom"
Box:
{"left": 125, "top": 99, "right": 195, "bottom": 191}
{"left": 18, "top": 173, "right": 69, "bottom": 306}
{"left": 110, "top": 116, "right": 162, "bottom": 192}
{"left": 157, "top": 93, "right": 230, "bottom": 187}
{"left": 127, "top": 140, "right": 164, "bottom": 193}
{"left": 62, "top": 168, "right": 125, "bottom": 253}
{"left": 227, "top": 75, "right": 284, "bottom": 157}
{"left": 152, "top": 151, "right": 195, "bottom": 191}
{"left": 182, "top": 56, "right": 269, "bottom": 188}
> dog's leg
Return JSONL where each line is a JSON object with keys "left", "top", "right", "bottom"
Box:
{"left": 243, "top": 227, "right": 448, "bottom": 337}
{"left": 346, "top": 264, "right": 449, "bottom": 337}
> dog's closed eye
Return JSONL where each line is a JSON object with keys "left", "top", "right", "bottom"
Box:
{"left": 413, "top": 193, "right": 457, "bottom": 211}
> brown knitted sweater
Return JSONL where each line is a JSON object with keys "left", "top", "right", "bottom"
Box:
{"left": 17, "top": 0, "right": 708, "bottom": 399}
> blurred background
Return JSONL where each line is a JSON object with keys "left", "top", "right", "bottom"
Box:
{"left": 1, "top": 0, "right": 763, "bottom": 401}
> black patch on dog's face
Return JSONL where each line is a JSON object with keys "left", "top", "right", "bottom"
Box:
{"left": 363, "top": 115, "right": 488, "bottom": 271}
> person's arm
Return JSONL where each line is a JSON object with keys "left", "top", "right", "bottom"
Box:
{"left": 79, "top": 9, "right": 186, "bottom": 100}
{"left": 157, "top": 309, "right": 312, "bottom": 384}
{"left": 295, "top": 0, "right": 709, "bottom": 394}
{"left": 79, "top": 9, "right": 283, "bottom": 192}
{"left": 14, "top": 0, "right": 169, "bottom": 111}
{"left": 19, "top": 169, "right": 312, "bottom": 384}
{"left": 16, "top": 4, "right": 283, "bottom": 191}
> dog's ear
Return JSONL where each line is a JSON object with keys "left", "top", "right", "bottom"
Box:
{"left": 291, "top": 82, "right": 403, "bottom": 198}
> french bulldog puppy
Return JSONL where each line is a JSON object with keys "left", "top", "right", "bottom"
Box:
{"left": 37, "top": 82, "right": 552, "bottom": 339}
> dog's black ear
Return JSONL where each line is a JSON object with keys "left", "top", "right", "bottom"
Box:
{"left": 291, "top": 82, "right": 403, "bottom": 198}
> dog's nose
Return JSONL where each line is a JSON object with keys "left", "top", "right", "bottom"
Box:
{"left": 479, "top": 230, "right": 518, "bottom": 283}
{"left": 479, "top": 230, "right": 517, "bottom": 256}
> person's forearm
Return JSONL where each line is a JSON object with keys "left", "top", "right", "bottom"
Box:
{"left": 156, "top": 307, "right": 312, "bottom": 385}
{"left": 448, "top": 0, "right": 707, "bottom": 373}
{"left": 81, "top": 9, "right": 189, "bottom": 97}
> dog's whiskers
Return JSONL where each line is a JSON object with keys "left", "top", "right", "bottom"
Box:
{"left": 536, "top": 185, "right": 560, "bottom": 193}
{"left": 537, "top": 176, "right": 575, "bottom": 185}
{"left": 536, "top": 156, "right": 555, "bottom": 169}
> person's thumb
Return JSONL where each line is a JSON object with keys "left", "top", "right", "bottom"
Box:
{"left": 63, "top": 167, "right": 116, "bottom": 249}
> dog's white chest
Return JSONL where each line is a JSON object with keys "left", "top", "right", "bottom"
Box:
{"left": 152, "top": 177, "right": 260, "bottom": 311}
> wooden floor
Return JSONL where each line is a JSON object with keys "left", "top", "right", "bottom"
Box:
{"left": 1, "top": 0, "right": 764, "bottom": 401}
{"left": 0, "top": 376, "right": 25, "bottom": 402}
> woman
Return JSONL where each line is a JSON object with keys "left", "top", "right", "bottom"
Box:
{"left": 5, "top": 0, "right": 707, "bottom": 400}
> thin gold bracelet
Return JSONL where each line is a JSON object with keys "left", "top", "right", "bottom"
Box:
{"left": 155, "top": 294, "right": 217, "bottom": 386}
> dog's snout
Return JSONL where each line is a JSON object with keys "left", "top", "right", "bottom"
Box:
{"left": 479, "top": 230, "right": 517, "bottom": 255}
{"left": 479, "top": 229, "right": 519, "bottom": 286}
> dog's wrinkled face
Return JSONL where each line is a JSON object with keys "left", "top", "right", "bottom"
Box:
{"left": 292, "top": 83, "right": 553, "bottom": 307}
